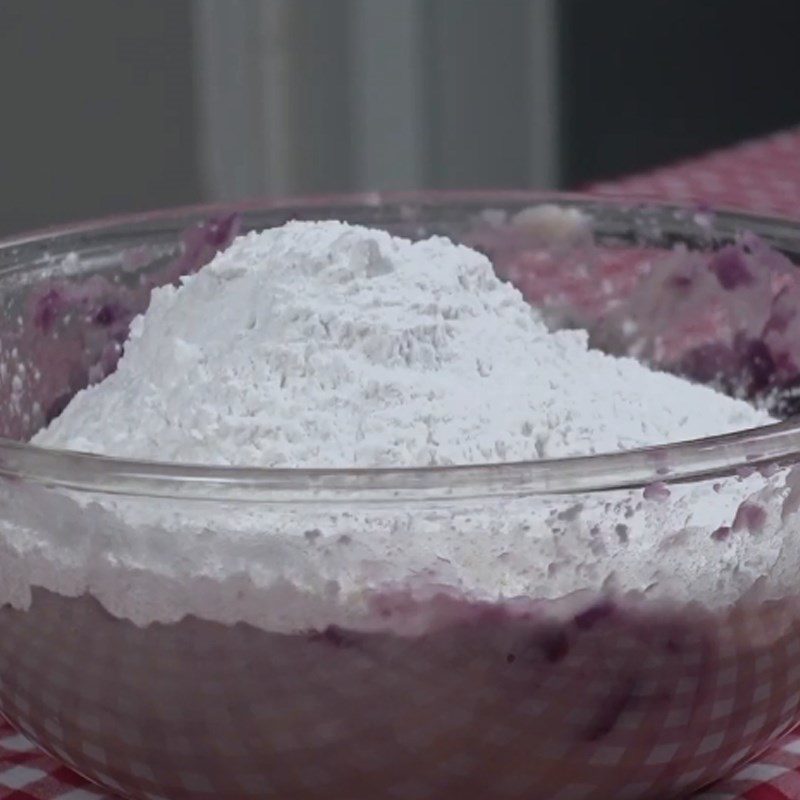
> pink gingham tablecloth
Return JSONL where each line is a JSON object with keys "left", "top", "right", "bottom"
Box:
{"left": 590, "top": 126, "right": 800, "bottom": 218}
{"left": 3, "top": 126, "right": 800, "bottom": 800}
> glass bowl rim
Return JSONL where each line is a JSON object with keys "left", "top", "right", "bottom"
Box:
{"left": 2, "top": 189, "right": 799, "bottom": 503}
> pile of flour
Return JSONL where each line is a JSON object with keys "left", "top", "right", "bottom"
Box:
{"left": 18, "top": 219, "right": 792, "bottom": 633}
{"left": 34, "top": 220, "right": 771, "bottom": 465}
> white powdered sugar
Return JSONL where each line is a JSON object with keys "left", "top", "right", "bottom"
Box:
{"left": 34, "top": 220, "right": 771, "bottom": 465}
{"left": 11, "top": 219, "right": 794, "bottom": 634}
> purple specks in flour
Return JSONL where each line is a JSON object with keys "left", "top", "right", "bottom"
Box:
{"left": 308, "top": 625, "right": 358, "bottom": 649}
{"left": 574, "top": 602, "right": 615, "bottom": 631}
{"left": 668, "top": 273, "right": 694, "bottom": 292}
{"left": 732, "top": 501, "right": 767, "bottom": 533}
{"left": 535, "top": 628, "right": 570, "bottom": 663}
{"left": 763, "top": 286, "right": 796, "bottom": 336}
{"left": 711, "top": 526, "right": 732, "bottom": 542}
{"left": 680, "top": 337, "right": 778, "bottom": 397}
{"left": 205, "top": 213, "right": 241, "bottom": 250}
{"left": 33, "top": 288, "right": 66, "bottom": 333}
{"left": 735, "top": 335, "right": 775, "bottom": 394}
{"left": 643, "top": 482, "right": 671, "bottom": 502}
{"left": 88, "top": 342, "right": 124, "bottom": 385}
{"left": 93, "top": 303, "right": 126, "bottom": 328}
{"left": 44, "top": 392, "right": 72, "bottom": 426}
{"left": 32, "top": 280, "right": 135, "bottom": 339}
{"left": 174, "top": 213, "right": 242, "bottom": 279}
{"left": 709, "top": 246, "right": 754, "bottom": 290}
{"left": 679, "top": 342, "right": 738, "bottom": 386}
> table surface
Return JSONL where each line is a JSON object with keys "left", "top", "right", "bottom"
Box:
{"left": 3, "top": 126, "right": 800, "bottom": 800}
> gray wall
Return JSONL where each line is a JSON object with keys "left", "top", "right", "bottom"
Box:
{"left": 0, "top": 0, "right": 200, "bottom": 236}
{"left": 194, "top": 0, "right": 561, "bottom": 200}
{"left": 4, "top": 0, "right": 793, "bottom": 238}
{"left": 0, "top": 0, "right": 560, "bottom": 237}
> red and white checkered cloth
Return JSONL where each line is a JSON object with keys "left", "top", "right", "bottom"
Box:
{"left": 0, "top": 718, "right": 110, "bottom": 799}
{"left": 589, "top": 126, "right": 800, "bottom": 219}
{"left": 3, "top": 126, "right": 800, "bottom": 800}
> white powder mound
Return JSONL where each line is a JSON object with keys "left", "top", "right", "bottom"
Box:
{"left": 34, "top": 220, "right": 771, "bottom": 464}
{"left": 12, "top": 219, "right": 792, "bottom": 635}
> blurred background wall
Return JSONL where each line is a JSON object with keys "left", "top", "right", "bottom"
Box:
{"left": 0, "top": 0, "right": 199, "bottom": 234}
{"left": 1, "top": 0, "right": 800, "bottom": 235}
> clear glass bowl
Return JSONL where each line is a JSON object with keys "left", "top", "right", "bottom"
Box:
{"left": 1, "top": 192, "right": 800, "bottom": 800}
